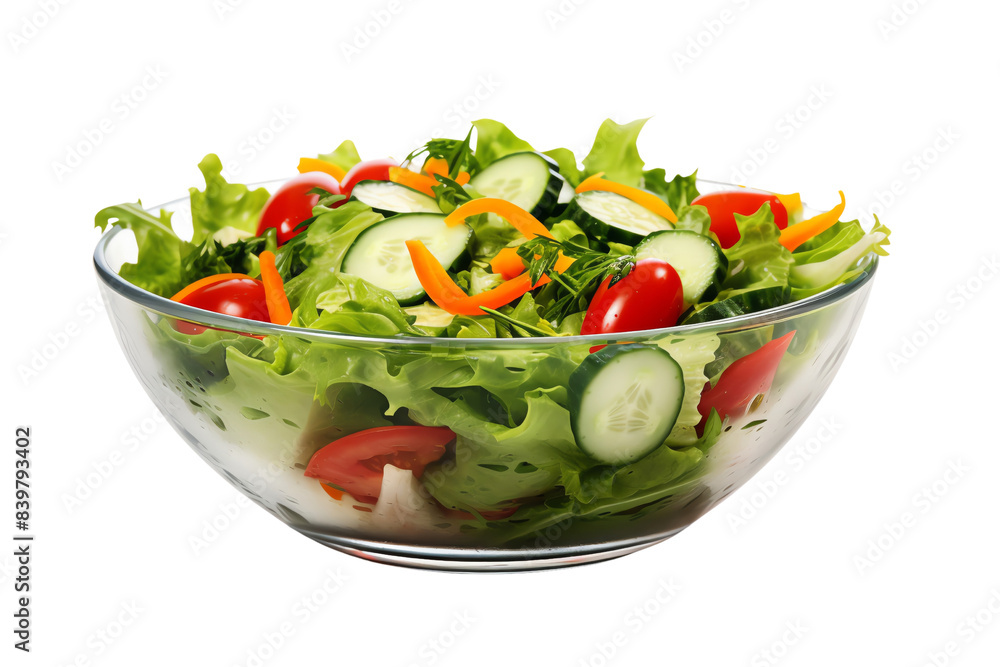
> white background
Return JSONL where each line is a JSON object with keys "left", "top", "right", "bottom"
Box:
{"left": 3, "top": 1, "right": 1000, "bottom": 665}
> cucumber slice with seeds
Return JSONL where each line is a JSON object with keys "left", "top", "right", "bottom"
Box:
{"left": 566, "top": 190, "right": 673, "bottom": 245}
{"left": 569, "top": 344, "right": 685, "bottom": 465}
{"left": 635, "top": 230, "right": 728, "bottom": 305}
{"left": 342, "top": 213, "right": 470, "bottom": 305}
{"left": 351, "top": 180, "right": 441, "bottom": 215}
{"left": 470, "top": 152, "right": 564, "bottom": 219}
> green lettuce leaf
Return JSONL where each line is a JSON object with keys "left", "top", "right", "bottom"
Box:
{"left": 310, "top": 273, "right": 425, "bottom": 336}
{"left": 542, "top": 147, "right": 583, "bottom": 187}
{"left": 642, "top": 169, "right": 700, "bottom": 210}
{"left": 672, "top": 204, "right": 712, "bottom": 236}
{"left": 472, "top": 119, "right": 534, "bottom": 168}
{"left": 466, "top": 212, "right": 523, "bottom": 261}
{"left": 282, "top": 201, "right": 384, "bottom": 310}
{"left": 95, "top": 202, "right": 191, "bottom": 297}
{"left": 582, "top": 118, "right": 649, "bottom": 186}
{"left": 719, "top": 204, "right": 794, "bottom": 293}
{"left": 790, "top": 219, "right": 890, "bottom": 297}
{"left": 317, "top": 140, "right": 362, "bottom": 173}
{"left": 188, "top": 154, "right": 270, "bottom": 244}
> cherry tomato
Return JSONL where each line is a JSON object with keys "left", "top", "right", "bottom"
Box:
{"left": 697, "top": 330, "right": 796, "bottom": 423}
{"left": 691, "top": 190, "right": 788, "bottom": 249}
{"left": 257, "top": 172, "right": 342, "bottom": 245}
{"left": 580, "top": 259, "right": 685, "bottom": 335}
{"left": 339, "top": 158, "right": 398, "bottom": 200}
{"left": 304, "top": 425, "right": 453, "bottom": 504}
{"left": 174, "top": 277, "right": 270, "bottom": 334}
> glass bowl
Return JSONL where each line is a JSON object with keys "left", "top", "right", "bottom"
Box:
{"left": 93, "top": 181, "right": 878, "bottom": 571}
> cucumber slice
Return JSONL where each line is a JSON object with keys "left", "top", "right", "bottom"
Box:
{"left": 351, "top": 180, "right": 441, "bottom": 215}
{"left": 682, "top": 286, "right": 790, "bottom": 325}
{"left": 569, "top": 344, "right": 685, "bottom": 465}
{"left": 470, "top": 152, "right": 564, "bottom": 219}
{"left": 342, "top": 213, "right": 470, "bottom": 305}
{"left": 566, "top": 191, "right": 673, "bottom": 245}
{"left": 635, "top": 230, "right": 728, "bottom": 305}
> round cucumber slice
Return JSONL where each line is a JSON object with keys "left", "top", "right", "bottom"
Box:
{"left": 351, "top": 180, "right": 441, "bottom": 215}
{"left": 568, "top": 344, "right": 685, "bottom": 465}
{"left": 635, "top": 230, "right": 728, "bottom": 305}
{"left": 342, "top": 213, "right": 470, "bottom": 305}
{"left": 566, "top": 191, "right": 673, "bottom": 245}
{"left": 470, "top": 152, "right": 564, "bottom": 219}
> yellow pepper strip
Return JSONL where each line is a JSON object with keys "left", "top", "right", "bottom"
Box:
{"left": 297, "top": 158, "right": 346, "bottom": 181}
{"left": 776, "top": 192, "right": 802, "bottom": 217}
{"left": 780, "top": 191, "right": 846, "bottom": 252}
{"left": 407, "top": 240, "right": 567, "bottom": 316}
{"left": 423, "top": 157, "right": 450, "bottom": 178}
{"left": 575, "top": 173, "right": 678, "bottom": 223}
{"left": 444, "top": 198, "right": 553, "bottom": 238}
{"left": 389, "top": 166, "right": 438, "bottom": 196}
{"left": 258, "top": 251, "right": 293, "bottom": 325}
{"left": 170, "top": 273, "right": 253, "bottom": 302}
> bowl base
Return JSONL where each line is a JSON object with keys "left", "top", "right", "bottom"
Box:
{"left": 295, "top": 528, "right": 684, "bottom": 572}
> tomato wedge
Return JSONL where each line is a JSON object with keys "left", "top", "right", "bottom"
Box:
{"left": 257, "top": 172, "right": 342, "bottom": 246}
{"left": 580, "top": 259, "right": 685, "bottom": 335}
{"left": 339, "top": 158, "right": 397, "bottom": 200}
{"left": 697, "top": 330, "right": 796, "bottom": 423}
{"left": 304, "top": 426, "right": 454, "bottom": 504}
{"left": 691, "top": 190, "right": 788, "bottom": 249}
{"left": 172, "top": 277, "right": 270, "bottom": 335}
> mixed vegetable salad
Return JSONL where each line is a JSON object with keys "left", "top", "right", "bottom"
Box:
{"left": 95, "top": 119, "right": 890, "bottom": 543}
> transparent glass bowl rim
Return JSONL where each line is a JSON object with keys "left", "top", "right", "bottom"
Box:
{"left": 92, "top": 179, "right": 878, "bottom": 348}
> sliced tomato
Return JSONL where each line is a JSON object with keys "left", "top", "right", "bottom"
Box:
{"left": 304, "top": 425, "right": 453, "bottom": 504}
{"left": 698, "top": 330, "right": 796, "bottom": 423}
{"left": 339, "top": 158, "right": 398, "bottom": 200}
{"left": 173, "top": 277, "right": 269, "bottom": 334}
{"left": 580, "top": 259, "right": 685, "bottom": 335}
{"left": 691, "top": 190, "right": 788, "bottom": 249}
{"left": 257, "top": 172, "right": 342, "bottom": 245}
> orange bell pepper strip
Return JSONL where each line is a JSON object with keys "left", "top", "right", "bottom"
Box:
{"left": 170, "top": 273, "right": 254, "bottom": 302}
{"left": 445, "top": 198, "right": 553, "bottom": 238}
{"left": 258, "top": 251, "right": 293, "bottom": 325}
{"left": 297, "top": 158, "right": 346, "bottom": 182}
{"left": 389, "top": 166, "right": 438, "bottom": 196}
{"left": 445, "top": 199, "right": 571, "bottom": 280}
{"left": 489, "top": 247, "right": 576, "bottom": 280}
{"left": 490, "top": 247, "right": 529, "bottom": 279}
{"left": 422, "top": 157, "right": 449, "bottom": 178}
{"left": 576, "top": 173, "right": 678, "bottom": 223}
{"left": 407, "top": 240, "right": 572, "bottom": 316}
{"left": 455, "top": 171, "right": 471, "bottom": 186}
{"left": 779, "top": 191, "right": 846, "bottom": 252}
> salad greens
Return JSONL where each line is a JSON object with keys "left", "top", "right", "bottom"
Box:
{"left": 95, "top": 118, "right": 889, "bottom": 545}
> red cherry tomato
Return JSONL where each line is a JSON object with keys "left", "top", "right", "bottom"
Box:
{"left": 339, "top": 158, "right": 398, "bottom": 199}
{"left": 304, "top": 425, "right": 453, "bottom": 504}
{"left": 257, "top": 172, "right": 342, "bottom": 245}
{"left": 691, "top": 190, "right": 788, "bottom": 249}
{"left": 580, "top": 259, "right": 685, "bottom": 335}
{"left": 697, "top": 330, "right": 796, "bottom": 423}
{"left": 174, "top": 277, "right": 270, "bottom": 334}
